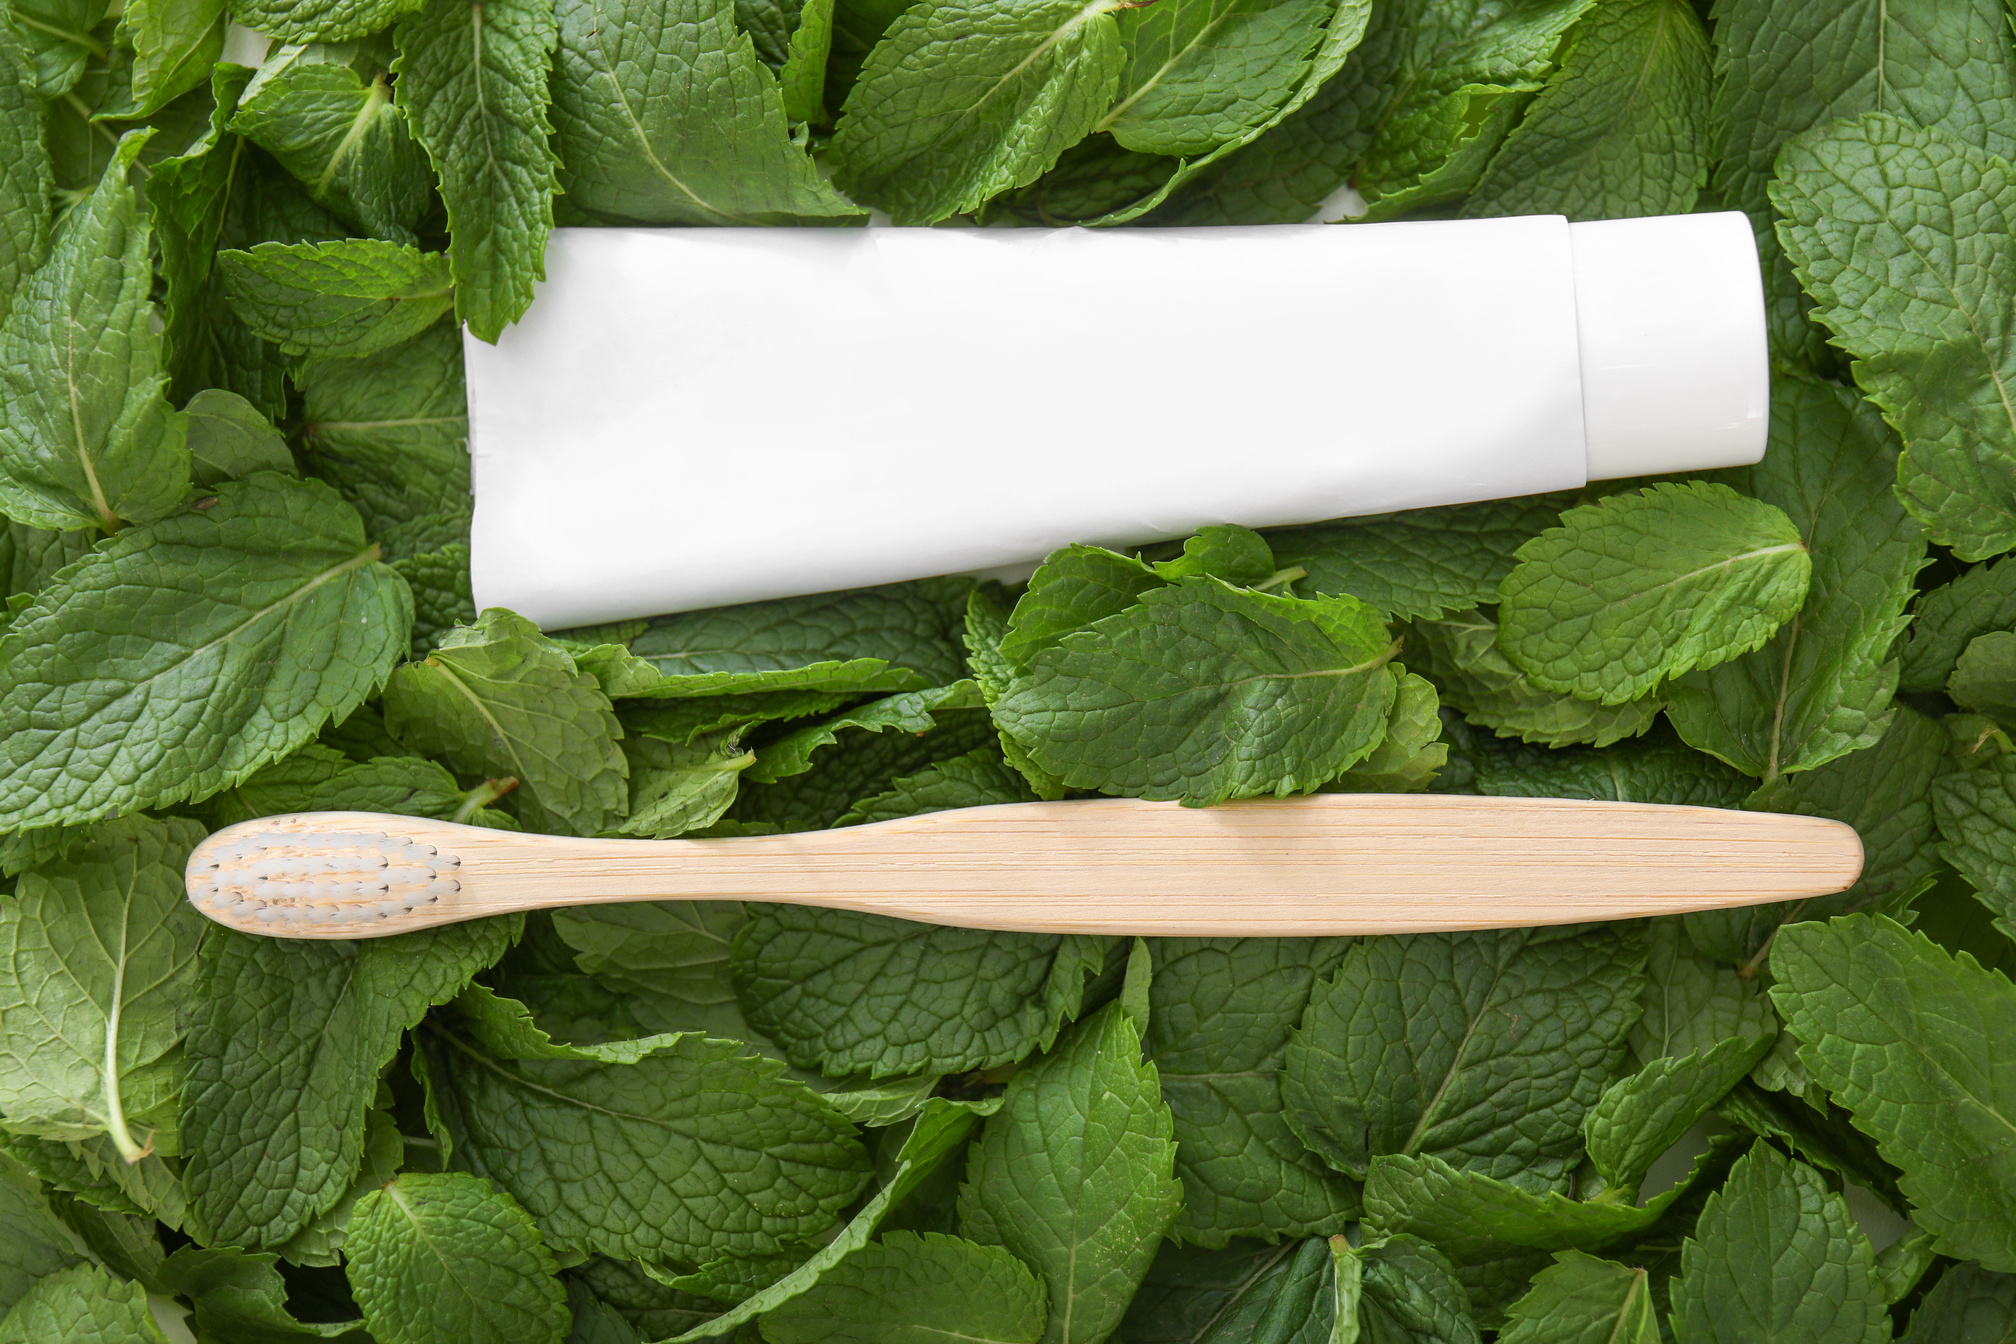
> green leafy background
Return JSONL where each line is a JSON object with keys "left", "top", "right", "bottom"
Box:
{"left": 0, "top": 0, "right": 2007, "bottom": 1340}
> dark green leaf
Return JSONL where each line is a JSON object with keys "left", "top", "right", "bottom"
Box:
{"left": 219, "top": 238, "right": 454, "bottom": 359}
{"left": 1271, "top": 498, "right": 1562, "bottom": 621}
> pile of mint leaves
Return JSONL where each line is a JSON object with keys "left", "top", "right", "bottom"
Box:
{"left": 0, "top": 0, "right": 2015, "bottom": 1338}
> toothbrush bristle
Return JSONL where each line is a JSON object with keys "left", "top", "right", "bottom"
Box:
{"left": 189, "top": 829, "right": 463, "bottom": 928}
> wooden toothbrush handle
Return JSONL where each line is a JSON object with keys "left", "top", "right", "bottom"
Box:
{"left": 184, "top": 795, "right": 1863, "bottom": 940}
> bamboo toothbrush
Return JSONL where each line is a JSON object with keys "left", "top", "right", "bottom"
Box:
{"left": 183, "top": 794, "right": 1862, "bottom": 940}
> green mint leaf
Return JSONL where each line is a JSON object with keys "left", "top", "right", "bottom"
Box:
{"left": 1144, "top": 937, "right": 1359, "bottom": 1245}
{"left": 733, "top": 708, "right": 997, "bottom": 829}
{"left": 998, "top": 578, "right": 1399, "bottom": 805}
{"left": 1773, "top": 114, "right": 2016, "bottom": 560}
{"left": 218, "top": 238, "right": 454, "bottom": 359}
{"left": 1668, "top": 382, "right": 1924, "bottom": 778}
{"left": 1466, "top": 727, "right": 1749, "bottom": 809}
{"left": 1948, "top": 632, "right": 2016, "bottom": 721}
{"left": 1498, "top": 482, "right": 1811, "bottom": 705}
{"left": 0, "top": 23, "right": 49, "bottom": 328}
{"left": 1771, "top": 914, "right": 2016, "bottom": 1270}
{"left": 422, "top": 994, "right": 872, "bottom": 1266}
{"left": 1321, "top": 666, "right": 1446, "bottom": 793}
{"left": 959, "top": 1002, "right": 1184, "bottom": 1344}
{"left": 10, "top": 0, "right": 101, "bottom": 98}
{"left": 382, "top": 511, "right": 476, "bottom": 655}
{"left": 1119, "top": 1237, "right": 1342, "bottom": 1343}
{"left": 0, "top": 1261, "right": 167, "bottom": 1344}
{"left": 275, "top": 1108, "right": 404, "bottom": 1268}
{"left": 159, "top": 1244, "right": 372, "bottom": 1341}
{"left": 1407, "top": 609, "right": 1662, "bottom": 749}
{"left": 778, "top": 0, "right": 834, "bottom": 122}
{"left": 549, "top": 900, "right": 746, "bottom": 1035}
{"left": 1900, "top": 557, "right": 2016, "bottom": 693}
{"left": 182, "top": 917, "right": 518, "bottom": 1248}
{"left": 296, "top": 319, "right": 469, "bottom": 537}
{"left": 1897, "top": 1261, "right": 2016, "bottom": 1342}
{"left": 1630, "top": 919, "right": 1777, "bottom": 1065}
{"left": 1669, "top": 1144, "right": 1888, "bottom": 1343}
{"left": 1272, "top": 498, "right": 1562, "bottom": 622}
{"left": 1463, "top": 0, "right": 1709, "bottom": 220}
{"left": 0, "top": 128, "right": 189, "bottom": 533}
{"left": 0, "top": 474, "right": 410, "bottom": 830}
{"left": 1283, "top": 924, "right": 1643, "bottom": 1184}
{"left": 746, "top": 681, "right": 982, "bottom": 784}
{"left": 1, "top": 1131, "right": 186, "bottom": 1229}
{"left": 1150, "top": 525, "right": 1278, "bottom": 586}
{"left": 1349, "top": 1233, "right": 1480, "bottom": 1344}
{"left": 731, "top": 906, "right": 1106, "bottom": 1076}
{"left": 395, "top": 0, "right": 561, "bottom": 341}
{"left": 226, "top": 0, "right": 427, "bottom": 43}
{"left": 621, "top": 689, "right": 853, "bottom": 745}
{"left": 1332, "top": 0, "right": 1596, "bottom": 216}
{"left": 383, "top": 607, "right": 629, "bottom": 836}
{"left": 1711, "top": 0, "right": 2016, "bottom": 368}
{"left": 0, "top": 518, "right": 92, "bottom": 598}
{"left": 1689, "top": 705, "right": 1946, "bottom": 968}
{"left": 183, "top": 388, "right": 295, "bottom": 486}
{"left": 1871, "top": 1227, "right": 1938, "bottom": 1306}
{"left": 614, "top": 732, "right": 751, "bottom": 838}
{"left": 1001, "top": 544, "right": 1162, "bottom": 667}
{"left": 550, "top": 0, "right": 860, "bottom": 224}
{"left": 119, "top": 0, "right": 223, "bottom": 118}
{"left": 757, "top": 1230, "right": 1045, "bottom": 1344}
{"left": 346, "top": 1172, "right": 569, "bottom": 1344}
{"left": 828, "top": 0, "right": 1127, "bottom": 224}
{"left": 0, "top": 817, "right": 207, "bottom": 1161}
{"left": 834, "top": 747, "right": 1037, "bottom": 826}
{"left": 194, "top": 745, "right": 513, "bottom": 830}
{"left": 1099, "top": 0, "right": 1330, "bottom": 156}
{"left": 965, "top": 585, "right": 1071, "bottom": 800}
{"left": 1935, "top": 755, "right": 2016, "bottom": 937}
{"left": 0, "top": 1151, "right": 84, "bottom": 1311}
{"left": 228, "top": 47, "right": 432, "bottom": 243}
{"left": 1583, "top": 1034, "right": 1774, "bottom": 1196}
{"left": 1496, "top": 1251, "right": 1655, "bottom": 1344}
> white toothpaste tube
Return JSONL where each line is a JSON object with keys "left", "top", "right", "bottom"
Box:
{"left": 463, "top": 213, "right": 1769, "bottom": 629}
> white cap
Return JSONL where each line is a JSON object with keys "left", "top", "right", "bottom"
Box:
{"left": 1569, "top": 211, "right": 1770, "bottom": 480}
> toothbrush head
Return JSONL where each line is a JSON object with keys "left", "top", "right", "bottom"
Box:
{"left": 187, "top": 817, "right": 464, "bottom": 936}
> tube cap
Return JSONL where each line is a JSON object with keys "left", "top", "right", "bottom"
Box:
{"left": 1569, "top": 211, "right": 1770, "bottom": 480}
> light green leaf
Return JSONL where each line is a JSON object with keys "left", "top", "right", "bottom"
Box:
{"left": 1001, "top": 544, "right": 1161, "bottom": 667}
{"left": 0, "top": 21, "right": 49, "bottom": 328}
{"left": 1272, "top": 499, "right": 1562, "bottom": 622}
{"left": 965, "top": 584, "right": 1070, "bottom": 801}
{"left": 1, "top": 1132, "right": 185, "bottom": 1230}
{"left": 183, "top": 388, "right": 295, "bottom": 486}
{"left": 1770, "top": 914, "right": 2016, "bottom": 1270}
{"left": 1583, "top": 1034, "right": 1774, "bottom": 1196}
{"left": 550, "top": 0, "right": 860, "bottom": 224}
{"left": 9, "top": 0, "right": 102, "bottom": 98}
{"left": 1496, "top": 1251, "right": 1655, "bottom": 1344}
{"left": 747, "top": 681, "right": 981, "bottom": 784}
{"left": 778, "top": 0, "right": 833, "bottom": 122}
{"left": 1099, "top": 0, "right": 1330, "bottom": 156}
{"left": 1689, "top": 705, "right": 1946, "bottom": 968}
{"left": 0, "top": 1151, "right": 84, "bottom": 1312}
{"left": 1406, "top": 609, "right": 1662, "bottom": 749}
{"left": 614, "top": 732, "right": 751, "bottom": 839}
{"left": 758, "top": 1231, "right": 1045, "bottom": 1344}
{"left": 0, "top": 474, "right": 411, "bottom": 831}
{"left": 218, "top": 238, "right": 454, "bottom": 359}
{"left": 421, "top": 993, "right": 872, "bottom": 1267}
{"left": 295, "top": 319, "right": 470, "bottom": 537}
{"left": 0, "top": 129, "right": 189, "bottom": 533}
{"left": 1144, "top": 938, "right": 1358, "bottom": 1246}
{"left": 182, "top": 916, "right": 519, "bottom": 1248}
{"left": 119, "top": 0, "right": 223, "bottom": 117}
{"left": 158, "top": 1244, "right": 371, "bottom": 1340}
{"left": 1711, "top": 0, "right": 2016, "bottom": 368}
{"left": 275, "top": 1108, "right": 404, "bottom": 1267}
{"left": 1321, "top": 667, "right": 1446, "bottom": 793}
{"left": 1901, "top": 557, "right": 2016, "bottom": 693}
{"left": 1949, "top": 631, "right": 2016, "bottom": 722}
{"left": 1773, "top": 114, "right": 2016, "bottom": 560}
{"left": 1150, "top": 525, "right": 1277, "bottom": 585}
{"left": 0, "top": 1262, "right": 168, "bottom": 1344}
{"left": 1898, "top": 1261, "right": 2016, "bottom": 1342}
{"left": 1669, "top": 1143, "right": 1888, "bottom": 1344}
{"left": 960, "top": 1003, "right": 1183, "bottom": 1344}
{"left": 383, "top": 607, "right": 629, "bottom": 836}
{"left": 347, "top": 1172, "right": 569, "bottom": 1344}
{"left": 1497, "top": 482, "right": 1811, "bottom": 705}
{"left": 828, "top": 0, "right": 1128, "bottom": 224}
{"left": 832, "top": 747, "right": 1038, "bottom": 826}
{"left": 382, "top": 512, "right": 475, "bottom": 654}
{"left": 1283, "top": 924, "right": 1644, "bottom": 1184}
{"left": 194, "top": 745, "right": 515, "bottom": 830}
{"left": 731, "top": 906, "right": 1107, "bottom": 1077}
{"left": 0, "top": 816, "right": 206, "bottom": 1161}
{"left": 1463, "top": 0, "right": 1709, "bottom": 221}
{"left": 230, "top": 46, "right": 433, "bottom": 243}
{"left": 1668, "top": 379, "right": 1926, "bottom": 778}
{"left": 227, "top": 0, "right": 427, "bottom": 43}
{"left": 998, "top": 578, "right": 1399, "bottom": 805}
{"left": 395, "top": 0, "right": 561, "bottom": 341}
{"left": 1872, "top": 1227, "right": 1938, "bottom": 1306}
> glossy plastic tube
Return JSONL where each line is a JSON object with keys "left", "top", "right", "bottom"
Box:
{"left": 464, "top": 213, "right": 1768, "bottom": 629}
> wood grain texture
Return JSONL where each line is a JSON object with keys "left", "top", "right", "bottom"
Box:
{"left": 183, "top": 795, "right": 1864, "bottom": 940}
